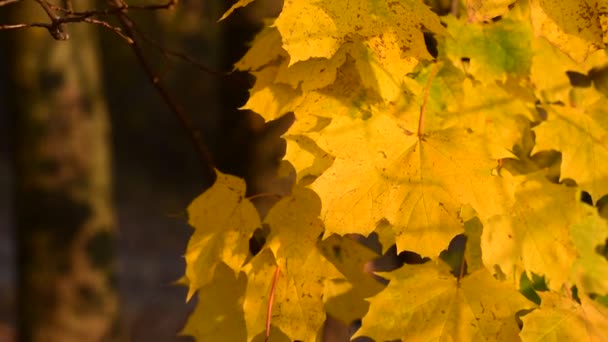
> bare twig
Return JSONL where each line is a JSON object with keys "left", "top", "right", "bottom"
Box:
{"left": 131, "top": 22, "right": 226, "bottom": 77}
{"left": 83, "top": 18, "right": 132, "bottom": 44}
{"left": 52, "top": 0, "right": 177, "bottom": 16}
{"left": 108, "top": 1, "right": 216, "bottom": 181}
{"left": 0, "top": 22, "right": 49, "bottom": 31}
{"left": 0, "top": 0, "right": 19, "bottom": 7}
{"left": 0, "top": 0, "right": 217, "bottom": 182}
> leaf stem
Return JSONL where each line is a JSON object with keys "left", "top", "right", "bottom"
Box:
{"left": 417, "top": 62, "right": 439, "bottom": 137}
{"left": 266, "top": 266, "right": 281, "bottom": 342}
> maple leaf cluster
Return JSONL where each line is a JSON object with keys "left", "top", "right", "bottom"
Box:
{"left": 181, "top": 0, "right": 608, "bottom": 341}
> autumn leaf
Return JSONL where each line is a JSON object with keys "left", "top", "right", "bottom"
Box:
{"left": 274, "top": 0, "right": 445, "bottom": 65}
{"left": 183, "top": 170, "right": 260, "bottom": 300}
{"left": 242, "top": 186, "right": 345, "bottom": 341}
{"left": 532, "top": 95, "right": 608, "bottom": 201}
{"left": 569, "top": 205, "right": 608, "bottom": 295}
{"left": 310, "top": 110, "right": 514, "bottom": 257}
{"left": 320, "top": 234, "right": 385, "bottom": 324}
{"left": 482, "top": 172, "right": 579, "bottom": 289}
{"left": 443, "top": 13, "right": 533, "bottom": 84}
{"left": 465, "top": 0, "right": 517, "bottom": 22}
{"left": 181, "top": 263, "right": 247, "bottom": 341}
{"left": 356, "top": 261, "right": 533, "bottom": 341}
{"left": 520, "top": 292, "right": 608, "bottom": 341}
{"left": 529, "top": 0, "right": 607, "bottom": 63}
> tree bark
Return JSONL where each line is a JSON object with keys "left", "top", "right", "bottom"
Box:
{"left": 6, "top": 1, "right": 120, "bottom": 341}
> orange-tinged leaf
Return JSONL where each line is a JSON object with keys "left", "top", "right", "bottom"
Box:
{"left": 356, "top": 262, "right": 533, "bottom": 341}
{"left": 184, "top": 170, "right": 261, "bottom": 300}
{"left": 520, "top": 292, "right": 608, "bottom": 341}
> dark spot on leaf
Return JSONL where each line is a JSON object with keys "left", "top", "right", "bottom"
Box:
{"left": 491, "top": 16, "right": 502, "bottom": 22}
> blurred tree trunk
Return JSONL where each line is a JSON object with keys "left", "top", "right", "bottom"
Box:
{"left": 6, "top": 1, "right": 120, "bottom": 341}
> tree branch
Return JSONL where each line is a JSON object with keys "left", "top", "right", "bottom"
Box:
{"left": 107, "top": 1, "right": 216, "bottom": 183}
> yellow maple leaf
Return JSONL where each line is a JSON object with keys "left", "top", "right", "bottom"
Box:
{"left": 520, "top": 292, "right": 608, "bottom": 341}
{"left": 483, "top": 172, "right": 579, "bottom": 289}
{"left": 310, "top": 111, "right": 514, "bottom": 257}
{"left": 180, "top": 263, "right": 247, "bottom": 341}
{"left": 274, "top": 0, "right": 445, "bottom": 65}
{"left": 356, "top": 261, "right": 533, "bottom": 341}
{"left": 465, "top": 0, "right": 517, "bottom": 22}
{"left": 183, "top": 170, "right": 261, "bottom": 300}
{"left": 235, "top": 25, "right": 285, "bottom": 72}
{"left": 532, "top": 96, "right": 608, "bottom": 201}
{"left": 529, "top": 0, "right": 607, "bottom": 63}
{"left": 569, "top": 205, "right": 608, "bottom": 295}
{"left": 242, "top": 186, "right": 345, "bottom": 341}
{"left": 320, "top": 234, "right": 385, "bottom": 324}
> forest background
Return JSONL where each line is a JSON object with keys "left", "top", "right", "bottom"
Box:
{"left": 0, "top": 0, "right": 284, "bottom": 340}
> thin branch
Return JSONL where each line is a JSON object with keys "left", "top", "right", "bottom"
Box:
{"left": 83, "top": 18, "right": 132, "bottom": 44}
{"left": 35, "top": 0, "right": 58, "bottom": 19}
{"left": 131, "top": 22, "right": 226, "bottom": 77}
{"left": 61, "top": 0, "right": 73, "bottom": 12}
{"left": 417, "top": 62, "right": 439, "bottom": 137}
{"left": 266, "top": 266, "right": 281, "bottom": 342}
{"left": 0, "top": 23, "right": 48, "bottom": 31}
{"left": 53, "top": 0, "right": 177, "bottom": 16}
{"left": 108, "top": 1, "right": 215, "bottom": 182}
{"left": 0, "top": 0, "right": 19, "bottom": 7}
{"left": 34, "top": 0, "right": 69, "bottom": 39}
